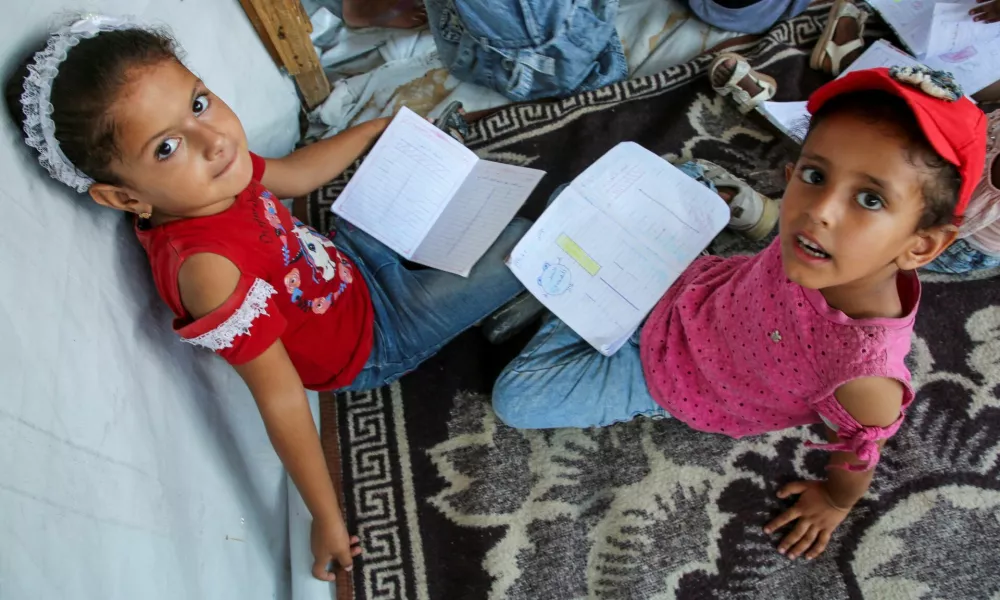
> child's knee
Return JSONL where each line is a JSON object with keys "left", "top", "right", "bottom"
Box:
{"left": 509, "top": 216, "right": 532, "bottom": 238}
{"left": 491, "top": 371, "right": 529, "bottom": 428}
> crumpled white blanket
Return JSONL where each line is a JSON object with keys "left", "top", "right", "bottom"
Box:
{"left": 306, "top": 0, "right": 738, "bottom": 137}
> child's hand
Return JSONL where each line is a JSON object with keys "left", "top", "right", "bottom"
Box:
{"left": 971, "top": 0, "right": 1000, "bottom": 23}
{"left": 310, "top": 516, "right": 363, "bottom": 581}
{"left": 763, "top": 481, "right": 850, "bottom": 560}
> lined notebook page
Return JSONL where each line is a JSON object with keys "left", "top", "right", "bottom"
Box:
{"left": 507, "top": 143, "right": 729, "bottom": 355}
{"left": 572, "top": 142, "right": 730, "bottom": 275}
{"left": 413, "top": 161, "right": 545, "bottom": 276}
{"left": 333, "top": 107, "right": 478, "bottom": 258}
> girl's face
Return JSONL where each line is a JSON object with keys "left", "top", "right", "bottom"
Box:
{"left": 91, "top": 59, "right": 253, "bottom": 221}
{"left": 779, "top": 111, "right": 949, "bottom": 291}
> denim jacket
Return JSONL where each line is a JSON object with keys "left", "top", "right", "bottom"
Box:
{"left": 425, "top": 0, "right": 627, "bottom": 101}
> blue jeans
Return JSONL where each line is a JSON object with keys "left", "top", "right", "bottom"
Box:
{"left": 424, "top": 0, "right": 627, "bottom": 101}
{"left": 925, "top": 238, "right": 1000, "bottom": 274}
{"left": 492, "top": 160, "right": 724, "bottom": 429}
{"left": 492, "top": 315, "right": 667, "bottom": 428}
{"left": 333, "top": 215, "right": 531, "bottom": 392}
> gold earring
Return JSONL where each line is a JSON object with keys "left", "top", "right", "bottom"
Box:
{"left": 138, "top": 211, "right": 152, "bottom": 220}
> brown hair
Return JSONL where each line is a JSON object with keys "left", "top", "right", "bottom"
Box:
{"left": 5, "top": 27, "right": 180, "bottom": 185}
{"left": 805, "top": 90, "right": 962, "bottom": 229}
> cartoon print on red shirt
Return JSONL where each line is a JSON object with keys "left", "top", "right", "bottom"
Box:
{"left": 255, "top": 190, "right": 358, "bottom": 315}
{"left": 337, "top": 257, "right": 354, "bottom": 285}
{"left": 260, "top": 191, "right": 293, "bottom": 265}
{"left": 292, "top": 223, "right": 339, "bottom": 282}
{"left": 312, "top": 294, "right": 333, "bottom": 315}
{"left": 285, "top": 268, "right": 303, "bottom": 302}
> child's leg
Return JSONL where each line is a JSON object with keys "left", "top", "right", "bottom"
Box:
{"left": 492, "top": 315, "right": 667, "bottom": 429}
{"left": 493, "top": 160, "right": 737, "bottom": 429}
{"left": 336, "top": 216, "right": 530, "bottom": 391}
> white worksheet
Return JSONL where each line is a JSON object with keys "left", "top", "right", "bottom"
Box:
{"left": 923, "top": 2, "right": 1000, "bottom": 94}
{"left": 507, "top": 142, "right": 730, "bottom": 355}
{"left": 333, "top": 107, "right": 545, "bottom": 276}
{"left": 926, "top": 2, "right": 1000, "bottom": 55}
{"left": 867, "top": 0, "right": 938, "bottom": 56}
{"left": 761, "top": 40, "right": 922, "bottom": 142}
{"left": 864, "top": 0, "right": 999, "bottom": 93}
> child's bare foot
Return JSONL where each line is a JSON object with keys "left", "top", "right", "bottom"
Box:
{"left": 810, "top": 0, "right": 868, "bottom": 76}
{"left": 710, "top": 56, "right": 765, "bottom": 99}
{"left": 709, "top": 53, "right": 778, "bottom": 114}
{"left": 822, "top": 16, "right": 862, "bottom": 71}
{"left": 342, "top": 0, "right": 427, "bottom": 29}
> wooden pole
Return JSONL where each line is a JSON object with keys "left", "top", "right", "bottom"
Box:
{"left": 238, "top": 0, "right": 332, "bottom": 109}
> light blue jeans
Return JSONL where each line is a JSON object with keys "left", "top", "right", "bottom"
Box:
{"left": 333, "top": 215, "right": 531, "bottom": 392}
{"left": 492, "top": 315, "right": 668, "bottom": 428}
{"left": 490, "top": 164, "right": 718, "bottom": 429}
{"left": 925, "top": 238, "right": 1000, "bottom": 274}
{"left": 492, "top": 161, "right": 725, "bottom": 428}
{"left": 424, "top": 0, "right": 627, "bottom": 101}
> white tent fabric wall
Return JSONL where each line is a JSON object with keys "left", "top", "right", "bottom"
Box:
{"left": 0, "top": 1, "right": 305, "bottom": 599}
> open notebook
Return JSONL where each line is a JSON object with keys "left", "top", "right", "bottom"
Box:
{"left": 332, "top": 107, "right": 546, "bottom": 277}
{"left": 507, "top": 143, "right": 730, "bottom": 355}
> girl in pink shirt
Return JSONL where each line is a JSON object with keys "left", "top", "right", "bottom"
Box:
{"left": 493, "top": 66, "right": 987, "bottom": 561}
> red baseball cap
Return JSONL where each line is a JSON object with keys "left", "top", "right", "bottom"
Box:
{"left": 806, "top": 67, "right": 987, "bottom": 219}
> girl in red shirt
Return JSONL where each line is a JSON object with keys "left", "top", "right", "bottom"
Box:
{"left": 8, "top": 16, "right": 529, "bottom": 581}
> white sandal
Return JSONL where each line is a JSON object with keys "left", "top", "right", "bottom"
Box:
{"left": 810, "top": 0, "right": 868, "bottom": 76}
{"left": 709, "top": 53, "right": 778, "bottom": 115}
{"left": 693, "top": 159, "right": 779, "bottom": 241}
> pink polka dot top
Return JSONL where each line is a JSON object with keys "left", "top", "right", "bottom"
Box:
{"left": 639, "top": 239, "right": 918, "bottom": 470}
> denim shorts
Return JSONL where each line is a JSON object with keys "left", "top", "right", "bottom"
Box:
{"left": 425, "top": 0, "right": 628, "bottom": 101}
{"left": 925, "top": 238, "right": 1000, "bottom": 274}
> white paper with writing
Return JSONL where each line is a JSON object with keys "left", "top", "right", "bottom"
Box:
{"left": 507, "top": 142, "right": 730, "bottom": 355}
{"left": 333, "top": 107, "right": 545, "bottom": 276}
{"left": 923, "top": 2, "right": 1000, "bottom": 94}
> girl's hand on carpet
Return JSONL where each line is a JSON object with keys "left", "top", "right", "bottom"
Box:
{"left": 311, "top": 517, "right": 363, "bottom": 581}
{"left": 971, "top": 0, "right": 1000, "bottom": 23}
{"left": 763, "top": 481, "right": 849, "bottom": 560}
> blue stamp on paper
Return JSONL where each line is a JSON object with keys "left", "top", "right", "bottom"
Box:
{"left": 537, "top": 261, "right": 572, "bottom": 296}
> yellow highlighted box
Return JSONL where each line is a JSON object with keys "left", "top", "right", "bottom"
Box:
{"left": 557, "top": 233, "right": 601, "bottom": 276}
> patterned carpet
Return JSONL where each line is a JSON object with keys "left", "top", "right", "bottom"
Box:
{"left": 311, "top": 4, "right": 1000, "bottom": 598}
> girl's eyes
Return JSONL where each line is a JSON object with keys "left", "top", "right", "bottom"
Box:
{"left": 155, "top": 138, "right": 180, "bottom": 161}
{"left": 799, "top": 167, "right": 885, "bottom": 211}
{"left": 855, "top": 191, "right": 885, "bottom": 211}
{"left": 153, "top": 93, "right": 210, "bottom": 160}
{"left": 192, "top": 93, "right": 210, "bottom": 116}
{"left": 799, "top": 167, "right": 824, "bottom": 185}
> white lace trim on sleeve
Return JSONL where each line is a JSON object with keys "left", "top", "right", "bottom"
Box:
{"left": 182, "top": 278, "right": 277, "bottom": 351}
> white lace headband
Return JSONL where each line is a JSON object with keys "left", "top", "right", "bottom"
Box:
{"left": 20, "top": 15, "right": 138, "bottom": 192}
